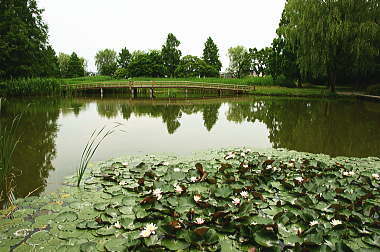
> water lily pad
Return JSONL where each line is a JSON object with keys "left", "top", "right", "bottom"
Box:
{"left": 26, "top": 230, "right": 51, "bottom": 246}
{"left": 55, "top": 211, "right": 78, "bottom": 223}
{"left": 161, "top": 239, "right": 189, "bottom": 251}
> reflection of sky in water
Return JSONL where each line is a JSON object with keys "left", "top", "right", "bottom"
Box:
{"left": 48, "top": 102, "right": 271, "bottom": 192}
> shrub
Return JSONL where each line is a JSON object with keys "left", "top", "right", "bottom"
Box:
{"left": 367, "top": 84, "right": 380, "bottom": 96}
{"left": 0, "top": 78, "right": 63, "bottom": 96}
{"left": 113, "top": 68, "right": 128, "bottom": 79}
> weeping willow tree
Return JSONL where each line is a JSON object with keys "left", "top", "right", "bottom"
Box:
{"left": 280, "top": 0, "right": 380, "bottom": 92}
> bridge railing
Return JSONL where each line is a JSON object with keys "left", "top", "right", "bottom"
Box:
{"left": 63, "top": 81, "right": 254, "bottom": 92}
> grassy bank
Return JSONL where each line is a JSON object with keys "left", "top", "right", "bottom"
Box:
{"left": 1, "top": 148, "right": 380, "bottom": 251}
{"left": 0, "top": 76, "right": 348, "bottom": 98}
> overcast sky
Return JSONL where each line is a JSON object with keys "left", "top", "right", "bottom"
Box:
{"left": 38, "top": 0, "right": 286, "bottom": 72}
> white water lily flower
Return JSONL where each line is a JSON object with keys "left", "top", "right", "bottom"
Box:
{"left": 331, "top": 219, "right": 342, "bottom": 226}
{"left": 145, "top": 223, "right": 158, "bottom": 234}
{"left": 163, "top": 162, "right": 169, "bottom": 166}
{"left": 240, "top": 152, "right": 246, "bottom": 157}
{"left": 242, "top": 164, "right": 249, "bottom": 169}
{"left": 309, "top": 220, "right": 318, "bottom": 226}
{"left": 174, "top": 168, "right": 181, "bottom": 172}
{"left": 153, "top": 188, "right": 162, "bottom": 197}
{"left": 232, "top": 198, "right": 241, "bottom": 206}
{"left": 194, "top": 195, "right": 201, "bottom": 202}
{"left": 122, "top": 162, "right": 128, "bottom": 167}
{"left": 291, "top": 159, "right": 296, "bottom": 162}
{"left": 114, "top": 221, "right": 122, "bottom": 229}
{"left": 372, "top": 173, "right": 379, "bottom": 180}
{"left": 140, "top": 229, "right": 151, "bottom": 238}
{"left": 343, "top": 171, "right": 355, "bottom": 177}
{"left": 245, "top": 149, "right": 252, "bottom": 153}
{"left": 156, "top": 194, "right": 162, "bottom": 200}
{"left": 119, "top": 181, "right": 128, "bottom": 186}
{"left": 295, "top": 177, "right": 304, "bottom": 183}
{"left": 195, "top": 217, "right": 205, "bottom": 225}
{"left": 190, "top": 176, "right": 198, "bottom": 183}
{"left": 13, "top": 229, "right": 32, "bottom": 238}
{"left": 266, "top": 165, "right": 272, "bottom": 170}
{"left": 175, "top": 185, "right": 183, "bottom": 193}
{"left": 240, "top": 191, "right": 249, "bottom": 198}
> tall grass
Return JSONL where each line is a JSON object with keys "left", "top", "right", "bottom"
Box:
{"left": 0, "top": 98, "right": 21, "bottom": 209}
{"left": 63, "top": 76, "right": 114, "bottom": 85}
{"left": 77, "top": 124, "right": 120, "bottom": 187}
{"left": 0, "top": 78, "right": 63, "bottom": 96}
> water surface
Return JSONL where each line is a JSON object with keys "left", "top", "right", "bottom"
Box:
{"left": 2, "top": 96, "right": 380, "bottom": 197}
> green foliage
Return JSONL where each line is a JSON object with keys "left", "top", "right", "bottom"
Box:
{"left": 162, "top": 33, "right": 182, "bottom": 77}
{"left": 67, "top": 53, "right": 85, "bottom": 78}
{"left": 367, "top": 84, "right": 380, "bottom": 96}
{"left": 0, "top": 78, "right": 63, "bottom": 96}
{"left": 249, "top": 47, "right": 273, "bottom": 77}
{"left": 58, "top": 53, "right": 86, "bottom": 78}
{"left": 127, "top": 50, "right": 165, "bottom": 78}
{"left": 227, "top": 46, "right": 251, "bottom": 78}
{"left": 175, "top": 55, "right": 218, "bottom": 78}
{"left": 202, "top": 37, "right": 222, "bottom": 72}
{"left": 113, "top": 68, "right": 128, "bottom": 79}
{"left": 95, "top": 49, "right": 118, "bottom": 76}
{"left": 117, "top": 47, "right": 132, "bottom": 69}
{"left": 281, "top": 0, "right": 380, "bottom": 92}
{"left": 0, "top": 0, "right": 57, "bottom": 79}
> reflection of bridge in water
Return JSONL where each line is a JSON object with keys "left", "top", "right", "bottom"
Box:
{"left": 63, "top": 81, "right": 254, "bottom": 98}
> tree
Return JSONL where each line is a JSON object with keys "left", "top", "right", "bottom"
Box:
{"left": 161, "top": 33, "right": 182, "bottom": 77}
{"left": 58, "top": 52, "right": 87, "bottom": 78}
{"left": 281, "top": 0, "right": 380, "bottom": 92}
{"left": 0, "top": 0, "right": 57, "bottom": 79}
{"left": 249, "top": 47, "right": 273, "bottom": 77}
{"left": 175, "top": 55, "right": 218, "bottom": 78}
{"left": 67, "top": 52, "right": 85, "bottom": 78}
{"left": 227, "top": 46, "right": 251, "bottom": 78}
{"left": 202, "top": 37, "right": 222, "bottom": 72}
{"left": 270, "top": 7, "right": 301, "bottom": 86}
{"left": 117, "top": 47, "right": 132, "bottom": 69}
{"left": 95, "top": 49, "right": 118, "bottom": 76}
{"left": 127, "top": 50, "right": 165, "bottom": 78}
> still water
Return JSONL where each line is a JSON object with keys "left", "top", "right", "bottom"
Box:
{"left": 1, "top": 96, "right": 380, "bottom": 197}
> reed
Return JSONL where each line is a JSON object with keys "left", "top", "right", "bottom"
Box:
{"left": 0, "top": 78, "right": 63, "bottom": 96}
{"left": 77, "top": 124, "right": 120, "bottom": 187}
{"left": 0, "top": 98, "right": 21, "bottom": 209}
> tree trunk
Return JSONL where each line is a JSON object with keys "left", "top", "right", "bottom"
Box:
{"left": 328, "top": 71, "right": 336, "bottom": 93}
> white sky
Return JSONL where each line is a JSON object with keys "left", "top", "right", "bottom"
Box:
{"left": 38, "top": 0, "right": 286, "bottom": 72}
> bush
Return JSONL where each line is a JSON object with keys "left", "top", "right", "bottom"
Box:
{"left": 113, "top": 68, "right": 128, "bottom": 79}
{"left": 367, "top": 84, "right": 380, "bottom": 96}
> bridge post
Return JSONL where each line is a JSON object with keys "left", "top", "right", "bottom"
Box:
{"left": 219, "top": 89, "right": 222, "bottom": 97}
{"left": 100, "top": 88, "right": 103, "bottom": 98}
{"left": 150, "top": 88, "right": 154, "bottom": 99}
{"left": 131, "top": 88, "right": 137, "bottom": 98}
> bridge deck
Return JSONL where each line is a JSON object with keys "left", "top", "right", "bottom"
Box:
{"left": 63, "top": 81, "right": 254, "bottom": 93}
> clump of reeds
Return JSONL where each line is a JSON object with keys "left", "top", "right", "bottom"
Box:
{"left": 1, "top": 78, "right": 63, "bottom": 96}
{"left": 0, "top": 98, "right": 21, "bottom": 209}
{"left": 77, "top": 124, "right": 121, "bottom": 187}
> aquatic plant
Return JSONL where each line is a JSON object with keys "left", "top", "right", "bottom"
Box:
{"left": 1, "top": 148, "right": 380, "bottom": 250}
{"left": 1, "top": 78, "right": 63, "bottom": 96}
{"left": 0, "top": 98, "right": 21, "bottom": 209}
{"left": 76, "top": 124, "right": 120, "bottom": 187}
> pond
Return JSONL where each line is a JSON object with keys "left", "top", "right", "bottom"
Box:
{"left": 1, "top": 95, "right": 380, "bottom": 198}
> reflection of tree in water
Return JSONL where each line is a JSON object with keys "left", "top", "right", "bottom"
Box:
{"left": 1, "top": 99, "right": 60, "bottom": 197}
{"left": 226, "top": 99, "right": 380, "bottom": 157}
{"left": 97, "top": 103, "right": 119, "bottom": 118}
{"left": 202, "top": 104, "right": 221, "bottom": 131}
{"left": 96, "top": 101, "right": 222, "bottom": 134}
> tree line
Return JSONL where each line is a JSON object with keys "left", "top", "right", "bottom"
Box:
{"left": 1, "top": 0, "right": 379, "bottom": 91}
{"left": 94, "top": 34, "right": 222, "bottom": 79}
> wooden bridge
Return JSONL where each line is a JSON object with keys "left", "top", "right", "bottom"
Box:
{"left": 63, "top": 81, "right": 254, "bottom": 98}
